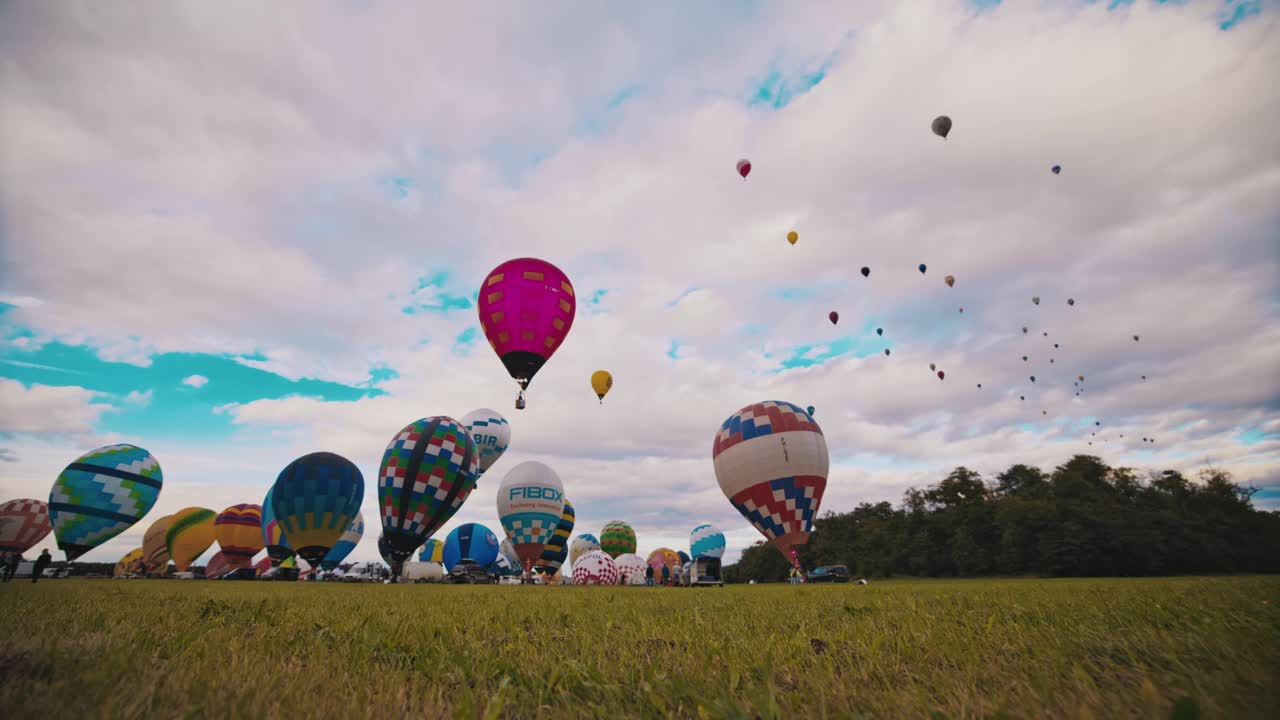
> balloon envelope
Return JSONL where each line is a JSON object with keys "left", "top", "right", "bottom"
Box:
{"left": 712, "top": 401, "right": 829, "bottom": 559}
{"left": 113, "top": 547, "right": 145, "bottom": 577}
{"left": 165, "top": 507, "right": 216, "bottom": 572}
{"left": 142, "top": 514, "right": 173, "bottom": 573}
{"left": 461, "top": 408, "right": 510, "bottom": 478}
{"left": 0, "top": 499, "right": 52, "bottom": 554}
{"left": 477, "top": 258, "right": 576, "bottom": 401}
{"left": 736, "top": 159, "right": 751, "bottom": 178}
{"left": 536, "top": 499, "right": 575, "bottom": 573}
{"left": 932, "top": 115, "right": 952, "bottom": 138}
{"left": 443, "top": 522, "right": 500, "bottom": 571}
{"left": 918, "top": 264, "right": 927, "bottom": 274}
{"left": 205, "top": 551, "right": 232, "bottom": 579}
{"left": 261, "top": 486, "right": 293, "bottom": 566}
{"left": 599, "top": 521, "right": 637, "bottom": 559}
{"left": 690, "top": 524, "right": 726, "bottom": 559}
{"left": 378, "top": 416, "right": 479, "bottom": 564}
{"left": 496, "top": 460, "right": 565, "bottom": 570}
{"left": 613, "top": 553, "right": 647, "bottom": 585}
{"left": 829, "top": 311, "right": 838, "bottom": 325}
{"left": 49, "top": 443, "right": 163, "bottom": 561}
{"left": 572, "top": 550, "right": 619, "bottom": 585}
{"left": 570, "top": 534, "right": 600, "bottom": 567}
{"left": 419, "top": 538, "right": 445, "bottom": 563}
{"left": 214, "top": 503, "right": 264, "bottom": 569}
{"left": 271, "top": 451, "right": 364, "bottom": 566}
{"left": 591, "top": 370, "right": 613, "bottom": 402}
{"left": 786, "top": 231, "right": 798, "bottom": 245}
{"left": 945, "top": 275, "right": 955, "bottom": 288}
{"left": 646, "top": 548, "right": 681, "bottom": 572}
{"left": 321, "top": 511, "right": 364, "bottom": 571}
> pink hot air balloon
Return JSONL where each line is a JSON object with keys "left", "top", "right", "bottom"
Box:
{"left": 477, "top": 258, "right": 577, "bottom": 409}
{"left": 736, "top": 159, "right": 751, "bottom": 179}
{"left": 0, "top": 499, "right": 52, "bottom": 555}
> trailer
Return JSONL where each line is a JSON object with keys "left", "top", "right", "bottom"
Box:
{"left": 691, "top": 556, "right": 723, "bottom": 586}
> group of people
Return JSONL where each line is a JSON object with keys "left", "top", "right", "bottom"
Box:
{"left": 643, "top": 563, "right": 681, "bottom": 586}
{"left": 0, "top": 548, "right": 53, "bottom": 583}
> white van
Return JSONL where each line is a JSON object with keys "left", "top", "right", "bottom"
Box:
{"left": 341, "top": 562, "right": 390, "bottom": 583}
{"left": 400, "top": 561, "right": 444, "bottom": 583}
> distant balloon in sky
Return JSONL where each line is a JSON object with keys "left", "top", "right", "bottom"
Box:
{"left": 787, "top": 231, "right": 798, "bottom": 245}
{"left": 937, "top": 370, "right": 945, "bottom": 380}
{"left": 712, "top": 401, "right": 829, "bottom": 564}
{"left": 49, "top": 444, "right": 163, "bottom": 561}
{"left": 591, "top": 370, "right": 613, "bottom": 403}
{"left": 1133, "top": 335, "right": 1140, "bottom": 342}
{"left": 931, "top": 115, "right": 952, "bottom": 139}
{"left": 378, "top": 416, "right": 479, "bottom": 568}
{"left": 1030, "top": 376, "right": 1036, "bottom": 382}
{"left": 860, "top": 267, "right": 870, "bottom": 278}
{"left": 736, "top": 159, "right": 751, "bottom": 179}
{"left": 876, "top": 328, "right": 883, "bottom": 336}
{"left": 945, "top": 275, "right": 955, "bottom": 288}
{"left": 918, "top": 264, "right": 927, "bottom": 274}
{"left": 1067, "top": 298, "right": 1075, "bottom": 306}
{"left": 1022, "top": 327, "right": 1028, "bottom": 334}
{"left": 271, "top": 451, "right": 364, "bottom": 567}
{"left": 884, "top": 349, "right": 890, "bottom": 356}
{"left": 600, "top": 521, "right": 636, "bottom": 559}
{"left": 214, "top": 503, "right": 264, "bottom": 570}
{"left": 977, "top": 383, "right": 982, "bottom": 388}
{"left": 829, "top": 311, "right": 839, "bottom": 325}
{"left": 496, "top": 460, "right": 564, "bottom": 572}
{"left": 1023, "top": 356, "right": 1028, "bottom": 361}
{"left": 930, "top": 363, "right": 936, "bottom": 371}
{"left": 1032, "top": 296, "right": 1041, "bottom": 305}
{"left": 1052, "top": 165, "right": 1062, "bottom": 175}
{"left": 462, "top": 408, "right": 510, "bottom": 479}
{"left": 478, "top": 257, "right": 576, "bottom": 409}
{"left": 690, "top": 524, "right": 726, "bottom": 559}
{"left": 806, "top": 405, "right": 815, "bottom": 417}
{"left": 0, "top": 499, "right": 51, "bottom": 555}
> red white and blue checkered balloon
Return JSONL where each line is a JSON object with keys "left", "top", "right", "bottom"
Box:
{"left": 712, "top": 401, "right": 829, "bottom": 560}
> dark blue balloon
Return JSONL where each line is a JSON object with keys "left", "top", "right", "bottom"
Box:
{"left": 1051, "top": 165, "right": 1061, "bottom": 174}
{"left": 918, "top": 264, "right": 927, "bottom": 274}
{"left": 442, "top": 522, "right": 499, "bottom": 570}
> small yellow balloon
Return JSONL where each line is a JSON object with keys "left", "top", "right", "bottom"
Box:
{"left": 591, "top": 370, "right": 613, "bottom": 403}
{"left": 786, "top": 231, "right": 798, "bottom": 245}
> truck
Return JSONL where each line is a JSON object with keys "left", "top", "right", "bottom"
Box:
{"left": 400, "top": 561, "right": 444, "bottom": 583}
{"left": 690, "top": 556, "right": 723, "bottom": 587}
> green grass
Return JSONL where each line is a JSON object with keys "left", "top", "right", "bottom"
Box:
{"left": 1, "top": 576, "right": 1277, "bottom": 719}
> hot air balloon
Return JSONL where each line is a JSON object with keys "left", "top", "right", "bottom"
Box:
{"left": 647, "top": 548, "right": 681, "bottom": 573}
{"left": 478, "top": 258, "right": 576, "bottom": 409}
{"left": 142, "top": 514, "right": 172, "bottom": 574}
{"left": 959, "top": 307, "right": 964, "bottom": 313}
{"left": 600, "top": 521, "right": 636, "bottom": 559}
{"left": 204, "top": 551, "right": 232, "bottom": 579}
{"left": 214, "top": 504, "right": 264, "bottom": 570}
{"left": 676, "top": 550, "right": 691, "bottom": 565}
{"left": 488, "top": 553, "right": 518, "bottom": 577}
{"left": 378, "top": 416, "right": 479, "bottom": 571}
{"left": 712, "top": 401, "right": 828, "bottom": 565}
{"left": 0, "top": 499, "right": 52, "bottom": 555}
{"left": 932, "top": 115, "right": 952, "bottom": 138}
{"left": 1054, "top": 343, "right": 1059, "bottom": 348}
{"left": 572, "top": 550, "right": 619, "bottom": 585}
{"left": 1050, "top": 359, "right": 1055, "bottom": 364}
{"left": 1141, "top": 375, "right": 1147, "bottom": 380}
{"left": 377, "top": 534, "right": 395, "bottom": 566}
{"left": 271, "top": 451, "right": 364, "bottom": 567}
{"left": 570, "top": 533, "right": 601, "bottom": 567}
{"left": 536, "top": 499, "right": 575, "bottom": 574}
{"left": 860, "top": 267, "right": 870, "bottom": 278}
{"left": 876, "top": 328, "right": 883, "bottom": 336}
{"left": 113, "top": 547, "right": 144, "bottom": 577}
{"left": 1023, "top": 356, "right": 1029, "bottom": 361}
{"left": 1067, "top": 298, "right": 1075, "bottom": 306}
{"left": 1022, "top": 327, "right": 1028, "bottom": 334}
{"left": 930, "top": 363, "right": 936, "bottom": 371}
{"left": 806, "top": 405, "right": 815, "bottom": 417}
{"left": 461, "top": 408, "right": 510, "bottom": 479}
{"left": 443, "top": 522, "right": 501, "bottom": 571}
{"left": 736, "top": 159, "right": 751, "bottom": 179}
{"left": 591, "top": 370, "right": 613, "bottom": 403}
{"left": 48, "top": 444, "right": 163, "bottom": 561}
{"left": 1032, "top": 297, "right": 1041, "bottom": 305}
{"left": 496, "top": 460, "right": 565, "bottom": 573}
{"left": 938, "top": 371, "right": 945, "bottom": 380}
{"left": 1052, "top": 165, "right": 1061, "bottom": 175}
{"left": 884, "top": 349, "right": 890, "bottom": 356}
{"left": 1133, "top": 335, "right": 1140, "bottom": 342}
{"left": 498, "top": 537, "right": 520, "bottom": 568}
{"left": 786, "top": 231, "right": 798, "bottom": 245}
{"left": 321, "top": 511, "right": 364, "bottom": 571}
{"left": 166, "top": 507, "right": 216, "bottom": 572}
{"left": 613, "top": 553, "right": 647, "bottom": 585}
{"left": 419, "top": 538, "right": 445, "bottom": 563}
{"left": 1030, "top": 376, "right": 1036, "bottom": 382}
{"left": 261, "top": 486, "right": 293, "bottom": 567}
{"left": 690, "top": 524, "right": 726, "bottom": 559}
{"left": 1078, "top": 375, "right": 1085, "bottom": 382}
{"left": 829, "top": 311, "right": 839, "bottom": 325}
{"left": 977, "top": 383, "right": 982, "bottom": 388}
{"left": 945, "top": 275, "right": 955, "bottom": 288}
{"left": 1020, "top": 396, "right": 1025, "bottom": 401}
{"left": 918, "top": 264, "right": 927, "bottom": 274}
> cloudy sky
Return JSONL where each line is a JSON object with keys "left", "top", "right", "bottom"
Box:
{"left": 2, "top": 0, "right": 1277, "bottom": 568}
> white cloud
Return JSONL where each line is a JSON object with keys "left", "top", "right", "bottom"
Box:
{"left": 0, "top": 379, "right": 107, "bottom": 435}
{"left": 0, "top": 0, "right": 1277, "bottom": 563}
{"left": 121, "top": 389, "right": 153, "bottom": 407}
{"left": 181, "top": 375, "right": 208, "bottom": 389}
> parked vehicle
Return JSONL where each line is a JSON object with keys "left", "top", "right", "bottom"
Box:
{"left": 447, "top": 560, "right": 494, "bottom": 584}
{"left": 498, "top": 575, "right": 522, "bottom": 585}
{"left": 342, "top": 562, "right": 390, "bottom": 583}
{"left": 400, "top": 561, "right": 444, "bottom": 583}
{"left": 691, "top": 557, "right": 723, "bottom": 587}
{"left": 806, "top": 565, "right": 850, "bottom": 583}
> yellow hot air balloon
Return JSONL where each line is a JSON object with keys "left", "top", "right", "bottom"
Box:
{"left": 591, "top": 370, "right": 613, "bottom": 403}
{"left": 165, "top": 507, "right": 216, "bottom": 572}
{"left": 214, "top": 504, "right": 264, "bottom": 569}
{"left": 142, "top": 514, "right": 173, "bottom": 574}
{"left": 113, "top": 547, "right": 145, "bottom": 577}
{"left": 786, "top": 231, "right": 798, "bottom": 245}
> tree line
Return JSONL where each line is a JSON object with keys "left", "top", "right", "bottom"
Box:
{"left": 723, "top": 454, "right": 1280, "bottom": 583}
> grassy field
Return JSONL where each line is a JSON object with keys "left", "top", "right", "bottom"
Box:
{"left": 1, "top": 576, "right": 1276, "bottom": 719}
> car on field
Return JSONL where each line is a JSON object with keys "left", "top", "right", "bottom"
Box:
{"left": 341, "top": 562, "right": 387, "bottom": 583}
{"left": 447, "top": 560, "right": 494, "bottom": 584}
{"left": 806, "top": 565, "right": 850, "bottom": 583}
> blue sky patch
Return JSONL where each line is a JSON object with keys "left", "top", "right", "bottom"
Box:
{"left": 402, "top": 270, "right": 474, "bottom": 314}
{"left": 1237, "top": 428, "right": 1273, "bottom": 446}
{"left": 666, "top": 339, "right": 682, "bottom": 360}
{"left": 772, "top": 333, "right": 882, "bottom": 372}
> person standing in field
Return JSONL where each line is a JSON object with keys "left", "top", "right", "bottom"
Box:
{"left": 32, "top": 549, "right": 51, "bottom": 583}
{"left": 660, "top": 563, "right": 670, "bottom": 586}
{"left": 645, "top": 564, "right": 654, "bottom": 586}
{"left": 0, "top": 552, "right": 12, "bottom": 582}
